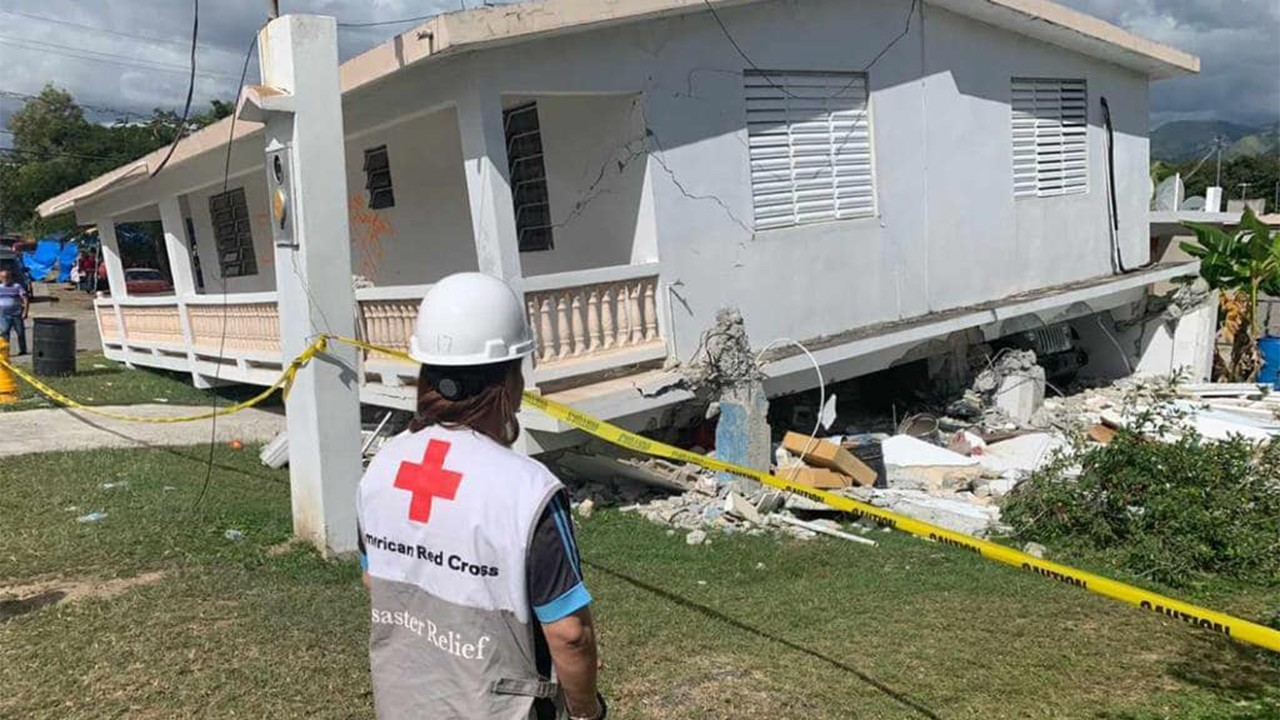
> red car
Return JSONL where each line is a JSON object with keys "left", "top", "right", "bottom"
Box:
{"left": 124, "top": 268, "right": 174, "bottom": 295}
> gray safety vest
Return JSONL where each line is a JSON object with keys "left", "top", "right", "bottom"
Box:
{"left": 358, "top": 426, "right": 564, "bottom": 719}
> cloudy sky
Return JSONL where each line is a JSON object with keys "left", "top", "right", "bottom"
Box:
{"left": 1, "top": 0, "right": 1277, "bottom": 147}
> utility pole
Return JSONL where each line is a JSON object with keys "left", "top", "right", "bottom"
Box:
{"left": 1214, "top": 135, "right": 1224, "bottom": 188}
{"left": 239, "top": 14, "right": 362, "bottom": 554}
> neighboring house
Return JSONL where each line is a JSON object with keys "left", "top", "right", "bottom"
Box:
{"left": 36, "top": 0, "right": 1204, "bottom": 452}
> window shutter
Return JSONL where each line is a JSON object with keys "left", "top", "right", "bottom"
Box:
{"left": 363, "top": 145, "right": 395, "bottom": 209}
{"left": 745, "top": 70, "right": 875, "bottom": 231}
{"left": 1011, "top": 78, "right": 1087, "bottom": 197}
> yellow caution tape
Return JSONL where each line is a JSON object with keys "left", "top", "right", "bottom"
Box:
{"left": 6, "top": 333, "right": 1278, "bottom": 652}
{"left": 524, "top": 391, "right": 1280, "bottom": 653}
{"left": 0, "top": 337, "right": 329, "bottom": 423}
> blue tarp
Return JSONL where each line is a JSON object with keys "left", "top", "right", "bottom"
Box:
{"left": 21, "top": 238, "right": 61, "bottom": 282}
{"left": 56, "top": 242, "right": 79, "bottom": 282}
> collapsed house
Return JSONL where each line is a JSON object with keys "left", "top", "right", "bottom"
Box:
{"left": 35, "top": 0, "right": 1208, "bottom": 458}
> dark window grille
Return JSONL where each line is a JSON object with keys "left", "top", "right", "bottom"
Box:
{"left": 208, "top": 187, "right": 257, "bottom": 278}
{"left": 503, "top": 102, "right": 553, "bottom": 252}
{"left": 364, "top": 145, "right": 395, "bottom": 209}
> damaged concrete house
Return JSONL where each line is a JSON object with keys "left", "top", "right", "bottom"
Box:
{"left": 36, "top": 0, "right": 1208, "bottom": 455}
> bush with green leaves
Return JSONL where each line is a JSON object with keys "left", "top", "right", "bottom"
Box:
{"left": 1003, "top": 401, "right": 1280, "bottom": 589}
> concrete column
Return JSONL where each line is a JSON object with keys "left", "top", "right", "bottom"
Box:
{"left": 254, "top": 14, "right": 363, "bottom": 554}
{"left": 94, "top": 219, "right": 131, "bottom": 366}
{"left": 96, "top": 220, "right": 128, "bottom": 299}
{"left": 157, "top": 196, "right": 201, "bottom": 384}
{"left": 456, "top": 87, "right": 538, "bottom": 400}
{"left": 456, "top": 88, "right": 524, "bottom": 285}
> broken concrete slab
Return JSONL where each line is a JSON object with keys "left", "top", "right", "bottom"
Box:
{"left": 978, "top": 433, "right": 1068, "bottom": 475}
{"left": 993, "top": 366, "right": 1046, "bottom": 425}
{"left": 724, "top": 492, "right": 762, "bottom": 524}
{"left": 882, "top": 435, "right": 980, "bottom": 467}
{"left": 867, "top": 488, "right": 1002, "bottom": 537}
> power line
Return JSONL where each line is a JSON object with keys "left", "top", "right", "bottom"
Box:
{"left": 150, "top": 0, "right": 200, "bottom": 177}
{"left": 0, "top": 36, "right": 239, "bottom": 81}
{"left": 0, "top": 89, "right": 143, "bottom": 118}
{"left": 337, "top": 13, "right": 440, "bottom": 29}
{"left": 0, "top": 8, "right": 204, "bottom": 52}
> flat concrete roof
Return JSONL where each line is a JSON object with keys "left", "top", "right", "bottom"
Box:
{"left": 38, "top": 0, "right": 1199, "bottom": 219}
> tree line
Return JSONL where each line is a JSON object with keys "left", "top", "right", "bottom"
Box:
{"left": 1, "top": 85, "right": 231, "bottom": 236}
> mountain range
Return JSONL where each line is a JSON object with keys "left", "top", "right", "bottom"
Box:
{"left": 1150, "top": 120, "right": 1279, "bottom": 163}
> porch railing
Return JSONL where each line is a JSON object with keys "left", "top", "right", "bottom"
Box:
{"left": 92, "top": 262, "right": 667, "bottom": 386}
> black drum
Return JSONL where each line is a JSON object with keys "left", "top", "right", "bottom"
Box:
{"left": 33, "top": 318, "right": 76, "bottom": 377}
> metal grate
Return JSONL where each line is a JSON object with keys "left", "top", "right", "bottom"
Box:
{"left": 208, "top": 187, "right": 257, "bottom": 278}
{"left": 363, "top": 145, "right": 395, "bottom": 209}
{"left": 503, "top": 102, "right": 554, "bottom": 252}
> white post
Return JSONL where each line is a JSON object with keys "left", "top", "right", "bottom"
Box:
{"left": 456, "top": 88, "right": 524, "bottom": 285}
{"left": 157, "top": 196, "right": 201, "bottom": 384}
{"left": 251, "top": 14, "right": 362, "bottom": 554}
{"left": 96, "top": 219, "right": 129, "bottom": 299}
{"left": 456, "top": 88, "right": 537, "bottom": 394}
{"left": 94, "top": 219, "right": 131, "bottom": 365}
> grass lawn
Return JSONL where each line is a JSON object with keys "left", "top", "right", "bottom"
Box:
{"left": 2, "top": 444, "right": 1277, "bottom": 719}
{"left": 2, "top": 352, "right": 277, "bottom": 412}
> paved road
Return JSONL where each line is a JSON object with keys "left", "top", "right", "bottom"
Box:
{"left": 22, "top": 282, "right": 105, "bottom": 353}
{"left": 0, "top": 404, "right": 285, "bottom": 457}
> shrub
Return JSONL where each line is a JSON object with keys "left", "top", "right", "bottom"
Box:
{"left": 1003, "top": 399, "right": 1280, "bottom": 588}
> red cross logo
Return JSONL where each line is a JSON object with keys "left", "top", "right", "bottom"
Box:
{"left": 394, "top": 440, "right": 464, "bottom": 524}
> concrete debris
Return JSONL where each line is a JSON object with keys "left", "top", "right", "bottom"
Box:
{"left": 724, "top": 492, "right": 762, "bottom": 524}
{"left": 978, "top": 433, "right": 1068, "bottom": 476}
{"left": 685, "top": 529, "right": 708, "bottom": 546}
{"left": 883, "top": 435, "right": 980, "bottom": 467}
{"left": 862, "top": 488, "right": 1003, "bottom": 537}
{"left": 224, "top": 529, "right": 245, "bottom": 542}
{"left": 577, "top": 498, "right": 596, "bottom": 519}
{"left": 770, "top": 513, "right": 877, "bottom": 546}
{"left": 1023, "top": 541, "right": 1047, "bottom": 559}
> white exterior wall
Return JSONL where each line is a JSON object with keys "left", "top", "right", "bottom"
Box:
{"left": 70, "top": 0, "right": 1155, "bottom": 364}
{"left": 342, "top": 107, "right": 479, "bottom": 285}
{"left": 518, "top": 94, "right": 659, "bottom": 277}
{"left": 439, "top": 0, "right": 1151, "bottom": 356}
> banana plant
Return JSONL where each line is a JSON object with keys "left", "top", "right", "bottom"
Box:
{"left": 1182, "top": 207, "right": 1280, "bottom": 380}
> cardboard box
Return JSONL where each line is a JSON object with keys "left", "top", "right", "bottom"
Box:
{"left": 777, "top": 463, "right": 852, "bottom": 489}
{"left": 781, "top": 432, "right": 876, "bottom": 487}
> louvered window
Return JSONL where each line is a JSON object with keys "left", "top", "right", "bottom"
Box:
{"left": 503, "top": 102, "right": 553, "bottom": 252}
{"left": 1011, "top": 78, "right": 1088, "bottom": 197}
{"left": 745, "top": 70, "right": 875, "bottom": 231}
{"left": 364, "top": 145, "right": 395, "bottom": 209}
{"left": 208, "top": 187, "right": 257, "bottom": 278}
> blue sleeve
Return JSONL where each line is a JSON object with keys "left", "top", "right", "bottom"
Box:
{"left": 528, "top": 491, "right": 592, "bottom": 623}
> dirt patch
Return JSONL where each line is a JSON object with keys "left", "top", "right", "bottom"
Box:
{"left": 0, "top": 571, "right": 166, "bottom": 622}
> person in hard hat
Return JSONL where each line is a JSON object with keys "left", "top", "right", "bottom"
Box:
{"left": 356, "top": 272, "right": 605, "bottom": 720}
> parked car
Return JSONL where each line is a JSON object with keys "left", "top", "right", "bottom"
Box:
{"left": 124, "top": 268, "right": 174, "bottom": 295}
{"left": 0, "top": 248, "right": 33, "bottom": 296}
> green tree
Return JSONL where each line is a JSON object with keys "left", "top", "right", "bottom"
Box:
{"left": 1, "top": 85, "right": 233, "bottom": 236}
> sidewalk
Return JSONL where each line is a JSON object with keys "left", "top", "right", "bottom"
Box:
{"left": 0, "top": 404, "right": 284, "bottom": 457}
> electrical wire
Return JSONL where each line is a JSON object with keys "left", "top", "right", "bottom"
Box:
{"left": 755, "top": 338, "right": 827, "bottom": 482}
{"left": 192, "top": 29, "right": 259, "bottom": 512}
{"left": 0, "top": 36, "right": 238, "bottom": 80}
{"left": 150, "top": 0, "right": 199, "bottom": 178}
{"left": 337, "top": 14, "right": 439, "bottom": 28}
{"left": 0, "top": 8, "right": 210, "bottom": 51}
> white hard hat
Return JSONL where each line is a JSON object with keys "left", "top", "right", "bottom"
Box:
{"left": 409, "top": 272, "right": 535, "bottom": 366}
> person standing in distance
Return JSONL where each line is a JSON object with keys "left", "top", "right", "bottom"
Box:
{"left": 357, "top": 272, "right": 605, "bottom": 720}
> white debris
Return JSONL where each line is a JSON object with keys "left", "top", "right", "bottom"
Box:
{"left": 1023, "top": 541, "right": 1047, "bottom": 559}
{"left": 577, "top": 498, "right": 596, "bottom": 519}
{"left": 882, "top": 435, "right": 980, "bottom": 467}
{"left": 866, "top": 489, "right": 1002, "bottom": 537}
{"left": 723, "top": 492, "right": 762, "bottom": 524}
{"left": 978, "top": 433, "right": 1069, "bottom": 475}
{"left": 686, "top": 529, "right": 707, "bottom": 546}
